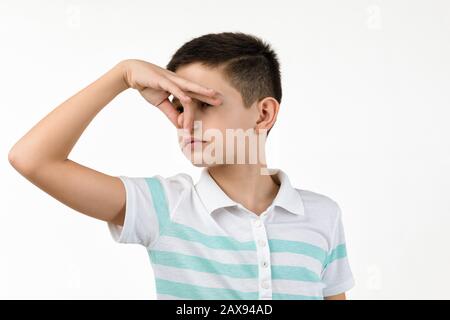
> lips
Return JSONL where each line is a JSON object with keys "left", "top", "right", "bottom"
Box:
{"left": 183, "top": 137, "right": 206, "bottom": 148}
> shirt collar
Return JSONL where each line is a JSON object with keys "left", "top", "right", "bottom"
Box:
{"left": 194, "top": 167, "right": 305, "bottom": 216}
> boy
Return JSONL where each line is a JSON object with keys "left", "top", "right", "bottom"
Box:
{"left": 8, "top": 32, "right": 354, "bottom": 300}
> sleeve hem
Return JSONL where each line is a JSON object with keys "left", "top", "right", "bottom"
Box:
{"left": 107, "top": 176, "right": 137, "bottom": 244}
{"left": 323, "top": 277, "right": 355, "bottom": 297}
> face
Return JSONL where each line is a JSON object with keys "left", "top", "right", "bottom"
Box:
{"left": 173, "top": 62, "right": 273, "bottom": 167}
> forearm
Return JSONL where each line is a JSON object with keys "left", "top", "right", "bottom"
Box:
{"left": 325, "top": 293, "right": 346, "bottom": 300}
{"left": 9, "top": 61, "right": 129, "bottom": 173}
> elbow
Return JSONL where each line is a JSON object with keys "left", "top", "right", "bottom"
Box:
{"left": 8, "top": 147, "right": 18, "bottom": 168}
{"left": 8, "top": 147, "right": 35, "bottom": 176}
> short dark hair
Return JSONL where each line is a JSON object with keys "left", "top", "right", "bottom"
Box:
{"left": 166, "top": 32, "right": 282, "bottom": 136}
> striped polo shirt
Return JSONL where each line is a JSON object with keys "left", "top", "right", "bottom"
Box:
{"left": 108, "top": 167, "right": 355, "bottom": 300}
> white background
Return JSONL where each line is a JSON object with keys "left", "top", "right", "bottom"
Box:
{"left": 1, "top": 0, "right": 449, "bottom": 299}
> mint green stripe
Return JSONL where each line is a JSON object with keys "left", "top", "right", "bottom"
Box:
{"left": 149, "top": 250, "right": 321, "bottom": 282}
{"left": 272, "top": 265, "right": 320, "bottom": 282}
{"left": 272, "top": 292, "right": 323, "bottom": 300}
{"left": 269, "top": 239, "right": 328, "bottom": 266}
{"left": 162, "top": 222, "right": 257, "bottom": 251}
{"left": 145, "top": 177, "right": 170, "bottom": 230}
{"left": 324, "top": 244, "right": 347, "bottom": 268}
{"left": 155, "top": 278, "right": 259, "bottom": 300}
{"left": 149, "top": 250, "right": 258, "bottom": 278}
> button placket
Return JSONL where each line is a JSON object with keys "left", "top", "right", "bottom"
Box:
{"left": 251, "top": 216, "right": 272, "bottom": 299}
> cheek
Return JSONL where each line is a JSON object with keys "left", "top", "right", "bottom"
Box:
{"left": 202, "top": 104, "right": 253, "bottom": 135}
{"left": 217, "top": 106, "right": 248, "bottom": 128}
{"left": 228, "top": 109, "right": 255, "bottom": 130}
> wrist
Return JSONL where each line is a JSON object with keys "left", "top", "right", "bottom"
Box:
{"left": 114, "top": 60, "right": 132, "bottom": 91}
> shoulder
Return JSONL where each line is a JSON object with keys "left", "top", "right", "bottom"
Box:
{"left": 145, "top": 172, "right": 194, "bottom": 213}
{"left": 120, "top": 172, "right": 193, "bottom": 194}
{"left": 150, "top": 172, "right": 194, "bottom": 192}
{"left": 296, "top": 188, "right": 342, "bottom": 227}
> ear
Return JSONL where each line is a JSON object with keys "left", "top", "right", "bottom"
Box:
{"left": 255, "top": 97, "right": 279, "bottom": 135}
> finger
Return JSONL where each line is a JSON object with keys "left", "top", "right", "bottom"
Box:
{"left": 177, "top": 112, "right": 185, "bottom": 131}
{"left": 185, "top": 91, "right": 223, "bottom": 106}
{"left": 166, "top": 74, "right": 216, "bottom": 97}
{"left": 156, "top": 98, "right": 181, "bottom": 128}
{"left": 158, "top": 78, "right": 191, "bottom": 103}
{"left": 182, "top": 96, "right": 194, "bottom": 131}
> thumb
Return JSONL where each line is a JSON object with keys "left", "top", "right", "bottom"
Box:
{"left": 177, "top": 112, "right": 184, "bottom": 130}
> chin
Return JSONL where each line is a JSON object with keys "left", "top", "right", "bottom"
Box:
{"left": 187, "top": 157, "right": 218, "bottom": 168}
{"left": 182, "top": 152, "right": 224, "bottom": 168}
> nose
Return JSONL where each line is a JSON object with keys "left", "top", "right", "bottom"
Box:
{"left": 177, "top": 115, "right": 203, "bottom": 145}
{"left": 177, "top": 107, "right": 202, "bottom": 132}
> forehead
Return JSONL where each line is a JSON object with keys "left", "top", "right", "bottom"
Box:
{"left": 174, "top": 62, "right": 239, "bottom": 100}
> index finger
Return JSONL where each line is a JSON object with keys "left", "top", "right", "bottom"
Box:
{"left": 186, "top": 91, "right": 223, "bottom": 106}
{"left": 166, "top": 73, "right": 216, "bottom": 97}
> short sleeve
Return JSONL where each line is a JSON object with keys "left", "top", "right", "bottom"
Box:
{"left": 107, "top": 173, "right": 192, "bottom": 248}
{"left": 321, "top": 203, "right": 355, "bottom": 297}
{"left": 107, "top": 176, "right": 159, "bottom": 247}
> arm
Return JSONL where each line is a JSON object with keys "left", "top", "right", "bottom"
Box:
{"left": 325, "top": 292, "right": 347, "bottom": 300}
{"left": 8, "top": 62, "right": 129, "bottom": 225}
{"left": 8, "top": 59, "right": 220, "bottom": 226}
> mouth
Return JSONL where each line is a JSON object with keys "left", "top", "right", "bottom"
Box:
{"left": 183, "top": 138, "right": 207, "bottom": 149}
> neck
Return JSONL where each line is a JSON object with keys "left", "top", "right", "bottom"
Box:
{"left": 207, "top": 163, "right": 280, "bottom": 216}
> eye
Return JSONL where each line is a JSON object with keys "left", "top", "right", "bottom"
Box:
{"left": 199, "top": 102, "right": 213, "bottom": 109}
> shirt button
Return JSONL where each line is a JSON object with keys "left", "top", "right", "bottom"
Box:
{"left": 258, "top": 239, "right": 266, "bottom": 247}
{"left": 261, "top": 281, "right": 270, "bottom": 289}
{"left": 254, "top": 219, "right": 262, "bottom": 227}
{"left": 261, "top": 260, "right": 268, "bottom": 268}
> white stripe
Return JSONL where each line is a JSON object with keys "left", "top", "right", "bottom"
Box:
{"left": 267, "top": 227, "right": 329, "bottom": 251}
{"left": 157, "top": 293, "right": 189, "bottom": 300}
{"left": 272, "top": 279, "right": 325, "bottom": 297}
{"left": 271, "top": 252, "right": 323, "bottom": 276}
{"left": 152, "top": 264, "right": 258, "bottom": 293}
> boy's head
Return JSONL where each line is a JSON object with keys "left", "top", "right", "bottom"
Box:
{"left": 166, "top": 32, "right": 282, "bottom": 167}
